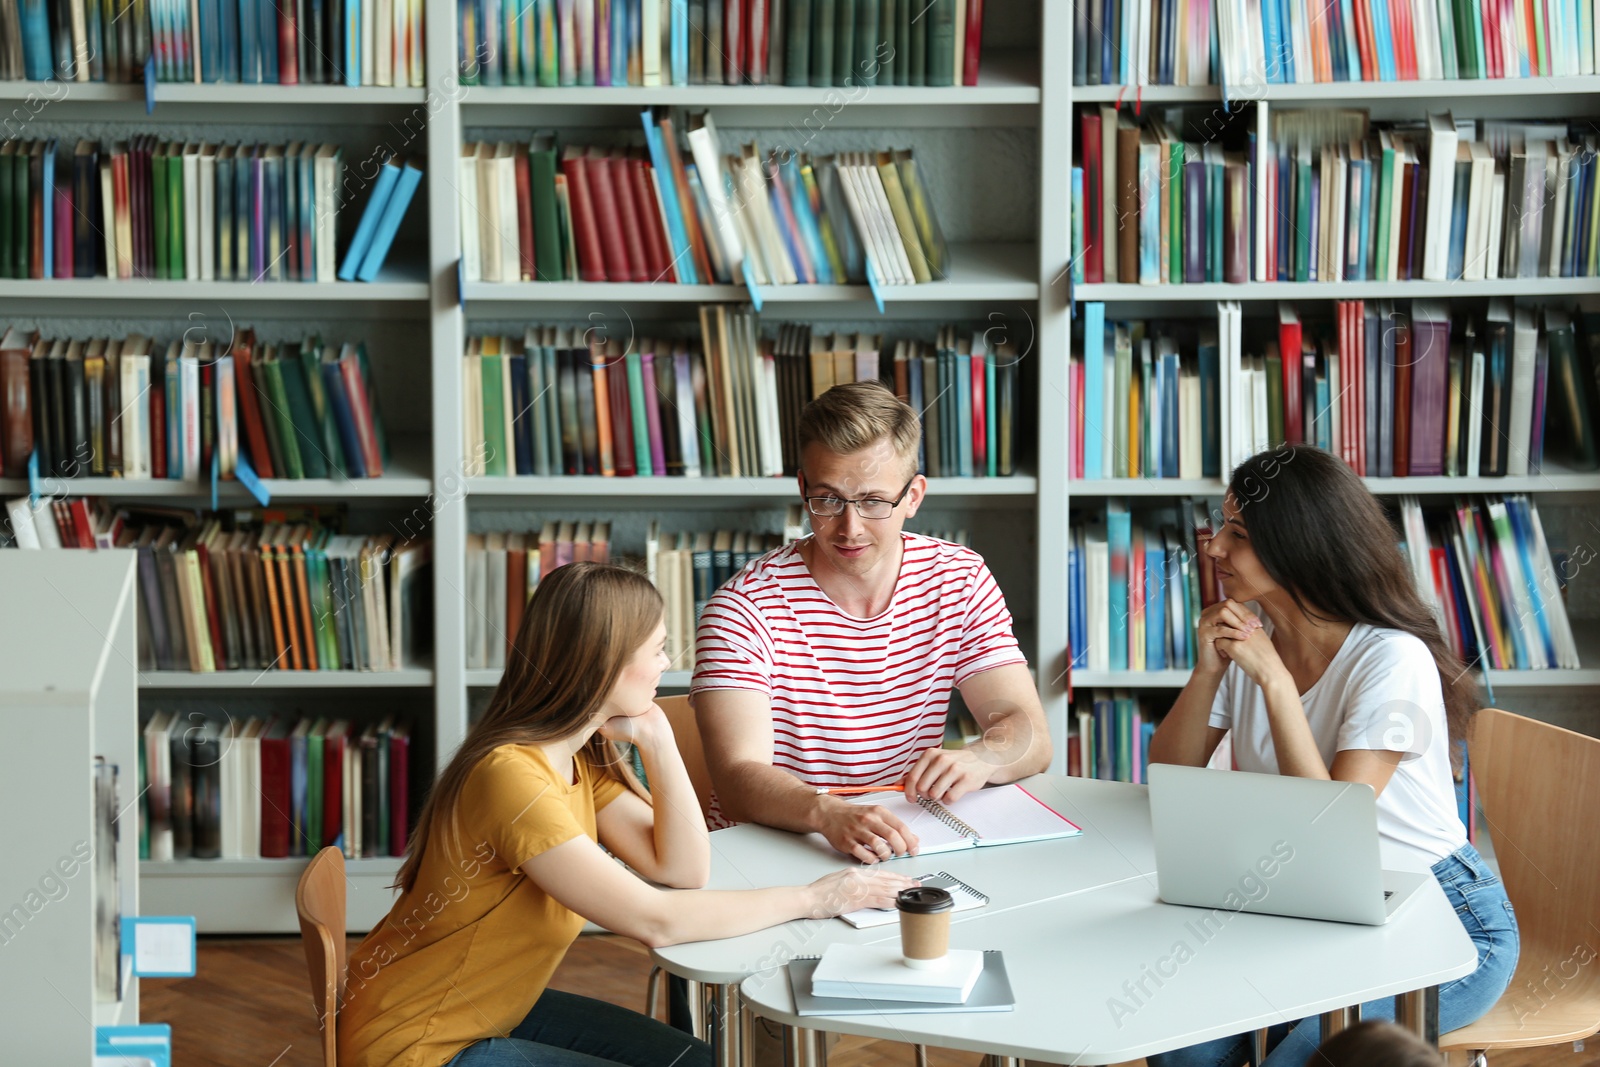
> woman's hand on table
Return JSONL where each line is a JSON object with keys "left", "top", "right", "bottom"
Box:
{"left": 805, "top": 868, "right": 921, "bottom": 919}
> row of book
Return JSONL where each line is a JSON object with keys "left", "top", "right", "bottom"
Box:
{"left": 0, "top": 0, "right": 424, "bottom": 84}
{"left": 458, "top": 0, "right": 988, "bottom": 88}
{"left": 1400, "top": 495, "right": 1581, "bottom": 670}
{"left": 1069, "top": 690, "right": 1156, "bottom": 783}
{"left": 1213, "top": 0, "right": 1600, "bottom": 87}
{"left": 2, "top": 503, "right": 430, "bottom": 672}
{"left": 461, "top": 117, "right": 950, "bottom": 287}
{"left": 1072, "top": 299, "right": 1597, "bottom": 481}
{"left": 465, "top": 520, "right": 613, "bottom": 671}
{"left": 140, "top": 711, "right": 412, "bottom": 861}
{"left": 1072, "top": 107, "right": 1600, "bottom": 286}
{"left": 1068, "top": 500, "right": 1210, "bottom": 674}
{"left": 0, "top": 327, "right": 392, "bottom": 482}
{"left": 462, "top": 314, "right": 1021, "bottom": 481}
{"left": 0, "top": 138, "right": 344, "bottom": 283}
{"left": 1071, "top": 306, "right": 1218, "bottom": 481}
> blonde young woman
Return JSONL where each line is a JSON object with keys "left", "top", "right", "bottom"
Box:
{"left": 338, "top": 562, "right": 914, "bottom": 1067}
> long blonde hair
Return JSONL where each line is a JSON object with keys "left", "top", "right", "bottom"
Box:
{"left": 394, "top": 561, "right": 659, "bottom": 892}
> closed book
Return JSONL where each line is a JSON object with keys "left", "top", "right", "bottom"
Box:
{"left": 560, "top": 146, "right": 608, "bottom": 281}
{"left": 1408, "top": 301, "right": 1451, "bottom": 477}
{"left": 811, "top": 944, "right": 983, "bottom": 1003}
{"left": 355, "top": 160, "right": 422, "bottom": 282}
{"left": 337, "top": 157, "right": 399, "bottom": 282}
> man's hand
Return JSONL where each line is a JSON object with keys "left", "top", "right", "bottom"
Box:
{"left": 902, "top": 747, "right": 991, "bottom": 805}
{"left": 816, "top": 797, "right": 920, "bottom": 865}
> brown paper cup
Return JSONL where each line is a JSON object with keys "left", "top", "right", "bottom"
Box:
{"left": 897, "top": 887, "right": 954, "bottom": 970}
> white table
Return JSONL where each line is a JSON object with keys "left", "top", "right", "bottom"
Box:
{"left": 652, "top": 775, "right": 1478, "bottom": 1067}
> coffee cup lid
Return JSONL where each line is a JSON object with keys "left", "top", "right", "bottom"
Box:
{"left": 896, "top": 886, "right": 954, "bottom": 914}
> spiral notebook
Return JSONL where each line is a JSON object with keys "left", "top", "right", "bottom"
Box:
{"left": 785, "top": 950, "right": 1015, "bottom": 1016}
{"left": 840, "top": 783, "right": 1082, "bottom": 856}
{"left": 838, "top": 871, "right": 989, "bottom": 928}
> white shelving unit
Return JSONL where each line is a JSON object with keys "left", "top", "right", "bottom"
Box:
{"left": 7, "top": 1, "right": 1597, "bottom": 935}
{"left": 0, "top": 551, "right": 141, "bottom": 1057}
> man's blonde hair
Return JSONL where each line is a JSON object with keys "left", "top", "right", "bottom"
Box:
{"left": 797, "top": 381, "right": 922, "bottom": 477}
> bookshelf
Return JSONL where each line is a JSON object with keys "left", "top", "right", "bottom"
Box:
{"left": 0, "top": 550, "right": 141, "bottom": 1057}
{"left": 4, "top": 0, "right": 1597, "bottom": 934}
{"left": 1062, "top": 13, "right": 1600, "bottom": 778}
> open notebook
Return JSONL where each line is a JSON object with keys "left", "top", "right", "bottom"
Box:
{"left": 838, "top": 783, "right": 1082, "bottom": 856}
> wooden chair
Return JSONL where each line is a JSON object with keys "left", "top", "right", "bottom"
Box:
{"left": 645, "top": 694, "right": 717, "bottom": 1027}
{"left": 1440, "top": 708, "right": 1600, "bottom": 1063}
{"left": 296, "top": 846, "right": 349, "bottom": 1067}
{"left": 657, "top": 693, "right": 715, "bottom": 821}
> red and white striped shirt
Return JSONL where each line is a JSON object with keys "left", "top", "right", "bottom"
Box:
{"left": 690, "top": 533, "right": 1026, "bottom": 829}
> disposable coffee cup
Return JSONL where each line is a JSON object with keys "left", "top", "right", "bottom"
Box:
{"left": 897, "top": 886, "right": 954, "bottom": 969}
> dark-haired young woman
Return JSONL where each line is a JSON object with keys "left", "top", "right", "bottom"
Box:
{"left": 337, "top": 562, "right": 915, "bottom": 1067}
{"left": 1147, "top": 446, "right": 1518, "bottom": 1067}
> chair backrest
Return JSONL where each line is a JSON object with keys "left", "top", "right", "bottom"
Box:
{"left": 1471, "top": 708, "right": 1600, "bottom": 1001}
{"left": 657, "top": 694, "right": 715, "bottom": 821}
{"left": 297, "top": 846, "right": 349, "bottom": 1067}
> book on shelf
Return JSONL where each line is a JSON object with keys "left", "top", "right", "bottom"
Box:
{"left": 1209, "top": 295, "right": 1574, "bottom": 479}
{"left": 0, "top": 325, "right": 390, "bottom": 483}
{"left": 140, "top": 710, "right": 413, "bottom": 860}
{"left": 1070, "top": 107, "right": 1600, "bottom": 286}
{"left": 338, "top": 155, "right": 424, "bottom": 283}
{"left": 464, "top": 516, "right": 808, "bottom": 671}
{"left": 2, "top": 503, "right": 431, "bottom": 672}
{"left": 1203, "top": 0, "right": 1593, "bottom": 86}
{"left": 1067, "top": 491, "right": 1580, "bottom": 678}
{"left": 1400, "top": 494, "right": 1581, "bottom": 671}
{"left": 459, "top": 122, "right": 949, "bottom": 288}
{"left": 1070, "top": 499, "right": 1214, "bottom": 674}
{"left": 0, "top": 0, "right": 423, "bottom": 85}
{"left": 1070, "top": 307, "right": 1217, "bottom": 479}
{"left": 463, "top": 316, "right": 1019, "bottom": 481}
{"left": 0, "top": 137, "right": 349, "bottom": 283}
{"left": 459, "top": 0, "right": 987, "bottom": 88}
{"left": 1069, "top": 689, "right": 1159, "bottom": 784}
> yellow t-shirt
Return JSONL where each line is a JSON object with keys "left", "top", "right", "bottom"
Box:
{"left": 337, "top": 744, "right": 628, "bottom": 1067}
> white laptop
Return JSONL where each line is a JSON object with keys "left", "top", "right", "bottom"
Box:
{"left": 1147, "top": 764, "right": 1431, "bottom": 925}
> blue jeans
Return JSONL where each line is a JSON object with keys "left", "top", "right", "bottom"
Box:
{"left": 445, "top": 989, "right": 713, "bottom": 1067}
{"left": 1146, "top": 842, "right": 1519, "bottom": 1067}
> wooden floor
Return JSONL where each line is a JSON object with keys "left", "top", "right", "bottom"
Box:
{"left": 142, "top": 936, "right": 1598, "bottom": 1067}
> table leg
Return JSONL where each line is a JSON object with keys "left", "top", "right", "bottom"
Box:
{"left": 685, "top": 980, "right": 705, "bottom": 1040}
{"left": 1319, "top": 1005, "right": 1361, "bottom": 1043}
{"left": 783, "top": 1025, "right": 805, "bottom": 1067}
{"left": 807, "top": 1028, "right": 829, "bottom": 1067}
{"left": 708, "top": 983, "right": 741, "bottom": 1067}
{"left": 1395, "top": 986, "right": 1441, "bottom": 1045}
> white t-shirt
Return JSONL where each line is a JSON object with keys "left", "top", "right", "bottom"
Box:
{"left": 1208, "top": 617, "right": 1467, "bottom": 872}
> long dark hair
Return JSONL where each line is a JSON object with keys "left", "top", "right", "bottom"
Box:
{"left": 395, "top": 561, "right": 659, "bottom": 892}
{"left": 1227, "top": 446, "right": 1480, "bottom": 763}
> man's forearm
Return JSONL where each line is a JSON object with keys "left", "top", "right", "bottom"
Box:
{"left": 718, "top": 760, "right": 834, "bottom": 832}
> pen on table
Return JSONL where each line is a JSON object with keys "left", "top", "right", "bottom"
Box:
{"left": 819, "top": 785, "right": 905, "bottom": 796}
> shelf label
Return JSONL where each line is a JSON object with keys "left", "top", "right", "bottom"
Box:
{"left": 865, "top": 258, "right": 887, "bottom": 315}
{"left": 235, "top": 453, "right": 271, "bottom": 507}
{"left": 27, "top": 450, "right": 40, "bottom": 508}
{"left": 122, "top": 916, "right": 196, "bottom": 978}
{"left": 144, "top": 56, "right": 156, "bottom": 114}
{"left": 741, "top": 258, "right": 763, "bottom": 312}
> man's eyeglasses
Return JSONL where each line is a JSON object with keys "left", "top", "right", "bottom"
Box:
{"left": 803, "top": 476, "right": 916, "bottom": 520}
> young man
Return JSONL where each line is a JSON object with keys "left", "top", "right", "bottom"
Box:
{"left": 692, "top": 381, "right": 1052, "bottom": 864}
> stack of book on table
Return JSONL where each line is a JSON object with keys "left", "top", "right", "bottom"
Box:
{"left": 788, "top": 944, "right": 1015, "bottom": 1015}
